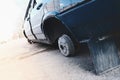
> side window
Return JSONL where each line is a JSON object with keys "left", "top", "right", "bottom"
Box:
{"left": 54, "top": 0, "right": 60, "bottom": 11}
{"left": 46, "top": 0, "right": 55, "bottom": 12}
{"left": 71, "top": 0, "right": 85, "bottom": 5}
{"left": 60, "top": 0, "right": 72, "bottom": 9}
{"left": 43, "top": 5, "right": 48, "bottom": 14}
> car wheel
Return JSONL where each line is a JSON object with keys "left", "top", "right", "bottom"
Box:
{"left": 58, "top": 34, "right": 75, "bottom": 57}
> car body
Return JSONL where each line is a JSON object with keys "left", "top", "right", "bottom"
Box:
{"left": 23, "top": 0, "right": 120, "bottom": 54}
{"left": 23, "top": 0, "right": 120, "bottom": 74}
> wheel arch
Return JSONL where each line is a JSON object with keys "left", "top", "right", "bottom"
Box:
{"left": 42, "top": 16, "right": 75, "bottom": 44}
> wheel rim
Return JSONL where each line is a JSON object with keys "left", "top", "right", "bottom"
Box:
{"left": 58, "top": 36, "right": 70, "bottom": 56}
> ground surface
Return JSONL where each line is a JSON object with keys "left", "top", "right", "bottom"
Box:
{"left": 0, "top": 38, "right": 120, "bottom": 80}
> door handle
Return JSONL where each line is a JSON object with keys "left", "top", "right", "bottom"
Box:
{"left": 27, "top": 17, "right": 30, "bottom": 21}
{"left": 37, "top": 3, "right": 42, "bottom": 10}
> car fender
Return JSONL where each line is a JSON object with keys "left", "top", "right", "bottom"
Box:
{"left": 42, "top": 11, "right": 59, "bottom": 23}
{"left": 41, "top": 11, "right": 71, "bottom": 33}
{"left": 41, "top": 11, "right": 77, "bottom": 44}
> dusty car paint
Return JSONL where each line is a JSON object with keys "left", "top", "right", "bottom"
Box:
{"left": 57, "top": 0, "right": 120, "bottom": 42}
{"left": 23, "top": 0, "right": 120, "bottom": 74}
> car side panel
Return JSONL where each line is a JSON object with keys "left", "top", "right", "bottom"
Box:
{"left": 24, "top": 19, "right": 35, "bottom": 40}
{"left": 30, "top": 3, "right": 46, "bottom": 40}
{"left": 57, "top": 0, "right": 120, "bottom": 41}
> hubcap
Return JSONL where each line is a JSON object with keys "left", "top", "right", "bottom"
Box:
{"left": 58, "top": 36, "right": 69, "bottom": 56}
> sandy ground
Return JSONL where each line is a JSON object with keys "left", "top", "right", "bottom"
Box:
{"left": 0, "top": 38, "right": 120, "bottom": 80}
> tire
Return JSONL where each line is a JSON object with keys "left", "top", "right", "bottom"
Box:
{"left": 58, "top": 34, "right": 75, "bottom": 57}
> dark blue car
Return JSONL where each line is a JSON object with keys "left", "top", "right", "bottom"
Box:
{"left": 23, "top": 0, "right": 120, "bottom": 74}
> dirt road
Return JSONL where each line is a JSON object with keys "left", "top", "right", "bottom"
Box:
{"left": 0, "top": 38, "right": 120, "bottom": 80}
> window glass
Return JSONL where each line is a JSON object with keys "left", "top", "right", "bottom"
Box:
{"left": 60, "top": 0, "right": 72, "bottom": 9}
{"left": 71, "top": 0, "right": 84, "bottom": 4}
{"left": 43, "top": 6, "right": 48, "bottom": 13}
{"left": 46, "top": 0, "right": 55, "bottom": 11}
{"left": 53, "top": 0, "right": 60, "bottom": 10}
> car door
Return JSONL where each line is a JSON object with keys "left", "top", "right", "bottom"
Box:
{"left": 30, "top": 0, "right": 46, "bottom": 40}
{"left": 24, "top": 18, "right": 35, "bottom": 40}
{"left": 24, "top": 0, "right": 36, "bottom": 40}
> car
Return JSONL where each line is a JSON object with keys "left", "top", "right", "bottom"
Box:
{"left": 23, "top": 0, "right": 120, "bottom": 74}
{"left": 23, "top": 0, "right": 120, "bottom": 56}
